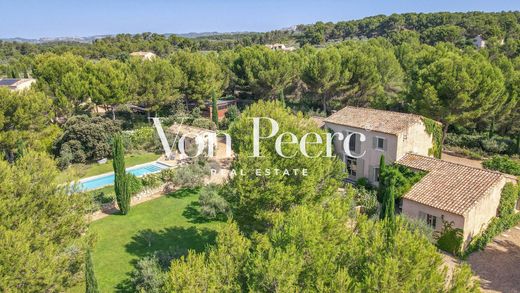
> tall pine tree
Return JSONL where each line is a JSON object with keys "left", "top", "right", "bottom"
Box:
{"left": 112, "top": 134, "right": 130, "bottom": 214}
{"left": 85, "top": 249, "right": 99, "bottom": 293}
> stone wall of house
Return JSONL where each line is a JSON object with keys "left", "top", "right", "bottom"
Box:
{"left": 325, "top": 122, "right": 398, "bottom": 182}
{"left": 463, "top": 177, "right": 506, "bottom": 246}
{"left": 401, "top": 198, "right": 465, "bottom": 235}
{"left": 396, "top": 121, "right": 434, "bottom": 160}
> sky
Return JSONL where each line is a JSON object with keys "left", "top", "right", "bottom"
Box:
{"left": 1, "top": 0, "right": 519, "bottom": 39}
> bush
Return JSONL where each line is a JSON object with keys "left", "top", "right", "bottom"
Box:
{"left": 198, "top": 184, "right": 229, "bottom": 219}
{"left": 61, "top": 140, "right": 86, "bottom": 164}
{"left": 225, "top": 105, "right": 240, "bottom": 122}
{"left": 401, "top": 215, "right": 435, "bottom": 243}
{"left": 352, "top": 186, "right": 378, "bottom": 217}
{"left": 127, "top": 174, "right": 143, "bottom": 196}
{"left": 465, "top": 213, "right": 520, "bottom": 256}
{"left": 191, "top": 118, "right": 216, "bottom": 130}
{"left": 445, "top": 133, "right": 516, "bottom": 156}
{"left": 464, "top": 183, "right": 520, "bottom": 255}
{"left": 140, "top": 173, "right": 163, "bottom": 189}
{"left": 378, "top": 165, "right": 425, "bottom": 202}
{"left": 128, "top": 256, "right": 166, "bottom": 293}
{"left": 356, "top": 177, "right": 373, "bottom": 189}
{"left": 482, "top": 156, "right": 520, "bottom": 176}
{"left": 168, "top": 161, "right": 211, "bottom": 189}
{"left": 498, "top": 183, "right": 519, "bottom": 217}
{"left": 435, "top": 221, "right": 463, "bottom": 255}
{"left": 54, "top": 115, "right": 121, "bottom": 162}
{"left": 57, "top": 142, "right": 74, "bottom": 169}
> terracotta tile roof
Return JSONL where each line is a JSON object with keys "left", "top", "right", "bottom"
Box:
{"left": 310, "top": 116, "right": 325, "bottom": 128}
{"left": 398, "top": 154, "right": 505, "bottom": 216}
{"left": 324, "top": 106, "right": 426, "bottom": 135}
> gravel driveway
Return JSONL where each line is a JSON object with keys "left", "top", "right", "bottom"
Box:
{"left": 467, "top": 224, "right": 520, "bottom": 293}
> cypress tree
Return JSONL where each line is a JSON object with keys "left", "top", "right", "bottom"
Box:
{"left": 212, "top": 91, "right": 219, "bottom": 127}
{"left": 112, "top": 134, "right": 130, "bottom": 214}
{"left": 377, "top": 155, "right": 386, "bottom": 204}
{"left": 279, "top": 89, "right": 286, "bottom": 108}
{"left": 85, "top": 249, "right": 99, "bottom": 293}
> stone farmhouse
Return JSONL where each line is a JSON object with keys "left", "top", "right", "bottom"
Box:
{"left": 324, "top": 106, "right": 518, "bottom": 246}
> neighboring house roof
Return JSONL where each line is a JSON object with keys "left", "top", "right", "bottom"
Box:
{"left": 324, "top": 106, "right": 426, "bottom": 135}
{"left": 0, "top": 78, "right": 36, "bottom": 90}
{"left": 398, "top": 153, "right": 505, "bottom": 216}
{"left": 129, "top": 51, "right": 157, "bottom": 59}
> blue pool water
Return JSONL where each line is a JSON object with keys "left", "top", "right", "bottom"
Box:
{"left": 78, "top": 162, "right": 169, "bottom": 191}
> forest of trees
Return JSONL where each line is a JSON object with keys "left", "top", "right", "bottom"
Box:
{"left": 1, "top": 11, "right": 520, "bottom": 291}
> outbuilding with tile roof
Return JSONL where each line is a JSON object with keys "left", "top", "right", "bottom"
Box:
{"left": 398, "top": 153, "right": 516, "bottom": 247}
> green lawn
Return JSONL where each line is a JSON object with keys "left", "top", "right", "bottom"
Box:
{"left": 85, "top": 189, "right": 221, "bottom": 292}
{"left": 58, "top": 152, "right": 161, "bottom": 183}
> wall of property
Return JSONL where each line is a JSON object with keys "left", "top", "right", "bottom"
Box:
{"left": 402, "top": 199, "right": 465, "bottom": 234}
{"left": 325, "top": 122, "right": 397, "bottom": 182}
{"left": 396, "top": 121, "right": 434, "bottom": 160}
{"left": 463, "top": 177, "right": 506, "bottom": 246}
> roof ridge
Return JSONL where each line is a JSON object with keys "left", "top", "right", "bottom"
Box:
{"left": 339, "top": 106, "right": 424, "bottom": 119}
{"left": 402, "top": 153, "right": 505, "bottom": 177}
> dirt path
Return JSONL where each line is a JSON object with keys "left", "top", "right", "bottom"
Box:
{"left": 467, "top": 224, "right": 520, "bottom": 293}
{"left": 441, "top": 152, "right": 483, "bottom": 169}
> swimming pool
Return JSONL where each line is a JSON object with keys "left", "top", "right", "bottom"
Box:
{"left": 77, "top": 161, "right": 171, "bottom": 191}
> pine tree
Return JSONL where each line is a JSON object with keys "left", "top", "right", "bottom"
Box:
{"left": 85, "top": 250, "right": 99, "bottom": 293}
{"left": 112, "top": 134, "right": 130, "bottom": 214}
{"left": 211, "top": 91, "right": 219, "bottom": 127}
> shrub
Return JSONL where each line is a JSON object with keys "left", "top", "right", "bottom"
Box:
{"left": 435, "top": 221, "right": 463, "bottom": 255}
{"left": 140, "top": 173, "right": 163, "bottom": 189}
{"left": 401, "top": 215, "right": 435, "bottom": 243}
{"left": 127, "top": 174, "right": 143, "bottom": 196}
{"left": 191, "top": 117, "right": 217, "bottom": 130}
{"left": 54, "top": 115, "right": 121, "bottom": 162}
{"left": 481, "top": 138, "right": 509, "bottom": 154}
{"left": 124, "top": 127, "right": 163, "bottom": 152}
{"left": 445, "top": 133, "right": 516, "bottom": 156}
{"left": 198, "top": 184, "right": 229, "bottom": 219}
{"left": 498, "top": 183, "right": 519, "bottom": 217}
{"left": 57, "top": 142, "right": 74, "bottom": 169}
{"left": 61, "top": 140, "right": 86, "bottom": 164}
{"left": 128, "top": 256, "right": 166, "bottom": 293}
{"left": 482, "top": 156, "right": 520, "bottom": 176}
{"left": 464, "top": 183, "right": 520, "bottom": 255}
{"left": 377, "top": 165, "right": 425, "bottom": 202}
{"left": 465, "top": 213, "right": 520, "bottom": 255}
{"left": 225, "top": 105, "right": 240, "bottom": 122}
{"left": 168, "top": 161, "right": 211, "bottom": 189}
{"left": 356, "top": 177, "right": 373, "bottom": 189}
{"left": 353, "top": 186, "right": 378, "bottom": 217}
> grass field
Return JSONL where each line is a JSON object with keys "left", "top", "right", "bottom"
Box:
{"left": 58, "top": 152, "right": 161, "bottom": 183}
{"left": 85, "top": 189, "right": 221, "bottom": 292}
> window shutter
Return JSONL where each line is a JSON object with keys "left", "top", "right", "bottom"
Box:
{"left": 357, "top": 158, "right": 364, "bottom": 178}
{"left": 372, "top": 137, "right": 377, "bottom": 149}
{"left": 354, "top": 133, "right": 361, "bottom": 154}
{"left": 383, "top": 138, "right": 387, "bottom": 151}
{"left": 368, "top": 165, "right": 374, "bottom": 182}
